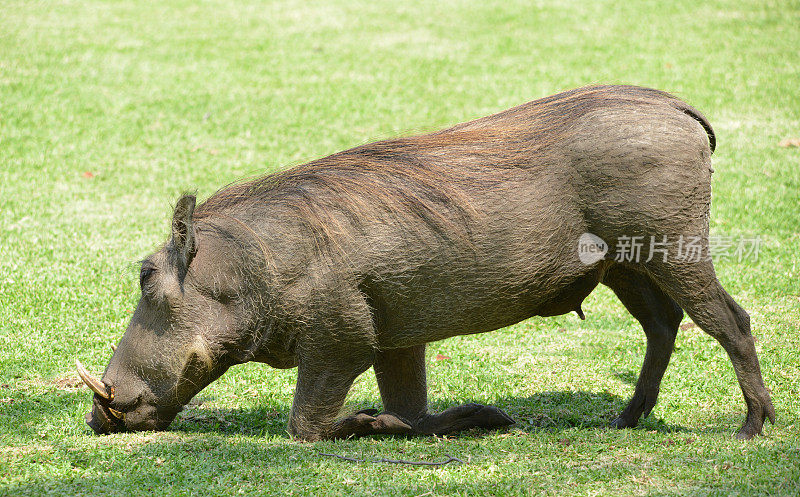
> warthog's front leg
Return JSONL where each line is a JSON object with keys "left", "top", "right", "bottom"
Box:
{"left": 286, "top": 289, "right": 418, "bottom": 441}
{"left": 287, "top": 346, "right": 375, "bottom": 441}
{"left": 372, "top": 344, "right": 515, "bottom": 435}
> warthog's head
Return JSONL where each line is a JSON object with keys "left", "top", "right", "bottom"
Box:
{"left": 78, "top": 195, "right": 292, "bottom": 434}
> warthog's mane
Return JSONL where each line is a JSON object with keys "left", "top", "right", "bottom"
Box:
{"left": 192, "top": 85, "right": 714, "bottom": 253}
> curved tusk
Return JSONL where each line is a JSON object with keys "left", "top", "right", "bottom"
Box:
{"left": 108, "top": 407, "right": 125, "bottom": 420}
{"left": 111, "top": 344, "right": 117, "bottom": 353}
{"left": 75, "top": 359, "right": 112, "bottom": 400}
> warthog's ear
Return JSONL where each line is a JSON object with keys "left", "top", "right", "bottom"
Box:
{"left": 171, "top": 194, "right": 197, "bottom": 273}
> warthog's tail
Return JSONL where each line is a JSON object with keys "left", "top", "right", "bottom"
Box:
{"left": 589, "top": 84, "right": 717, "bottom": 154}
{"left": 672, "top": 100, "right": 716, "bottom": 154}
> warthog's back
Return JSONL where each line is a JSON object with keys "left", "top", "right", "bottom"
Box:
{"left": 194, "top": 85, "right": 716, "bottom": 348}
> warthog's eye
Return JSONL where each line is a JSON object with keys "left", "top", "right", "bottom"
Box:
{"left": 139, "top": 262, "right": 156, "bottom": 290}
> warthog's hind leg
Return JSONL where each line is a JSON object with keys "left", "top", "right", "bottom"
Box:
{"left": 647, "top": 258, "right": 775, "bottom": 439}
{"left": 602, "top": 264, "right": 683, "bottom": 429}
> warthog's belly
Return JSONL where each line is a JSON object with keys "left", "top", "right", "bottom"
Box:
{"left": 368, "top": 256, "right": 609, "bottom": 349}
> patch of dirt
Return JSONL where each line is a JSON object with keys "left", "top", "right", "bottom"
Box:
{"left": 0, "top": 444, "right": 53, "bottom": 456}
{"left": 52, "top": 373, "right": 84, "bottom": 391}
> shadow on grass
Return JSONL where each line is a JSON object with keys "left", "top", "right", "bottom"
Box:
{"left": 3, "top": 386, "right": 715, "bottom": 443}
{"left": 613, "top": 369, "right": 638, "bottom": 386}
{"left": 166, "top": 389, "right": 690, "bottom": 438}
{"left": 0, "top": 389, "right": 87, "bottom": 438}
{"left": 170, "top": 403, "right": 290, "bottom": 437}
{"left": 2, "top": 385, "right": 736, "bottom": 455}
{"left": 493, "top": 390, "right": 688, "bottom": 434}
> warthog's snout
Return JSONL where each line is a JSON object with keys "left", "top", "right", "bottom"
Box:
{"left": 85, "top": 397, "right": 123, "bottom": 435}
{"left": 78, "top": 359, "right": 178, "bottom": 435}
{"left": 85, "top": 397, "right": 174, "bottom": 435}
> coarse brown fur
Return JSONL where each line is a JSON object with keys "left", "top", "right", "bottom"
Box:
{"left": 81, "top": 85, "right": 773, "bottom": 441}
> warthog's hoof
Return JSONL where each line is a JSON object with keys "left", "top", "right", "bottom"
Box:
{"left": 609, "top": 416, "right": 638, "bottom": 429}
{"left": 330, "top": 410, "right": 415, "bottom": 438}
{"left": 734, "top": 398, "right": 776, "bottom": 440}
{"left": 416, "top": 403, "right": 516, "bottom": 435}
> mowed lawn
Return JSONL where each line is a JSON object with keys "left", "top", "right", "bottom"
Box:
{"left": 1, "top": 0, "right": 799, "bottom": 495}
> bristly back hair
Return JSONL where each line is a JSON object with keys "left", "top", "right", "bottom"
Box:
{"left": 192, "top": 85, "right": 716, "bottom": 250}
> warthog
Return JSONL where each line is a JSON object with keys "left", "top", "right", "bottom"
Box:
{"left": 78, "top": 85, "right": 774, "bottom": 440}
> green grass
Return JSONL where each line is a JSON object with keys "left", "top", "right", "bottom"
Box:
{"left": 1, "top": 0, "right": 799, "bottom": 495}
